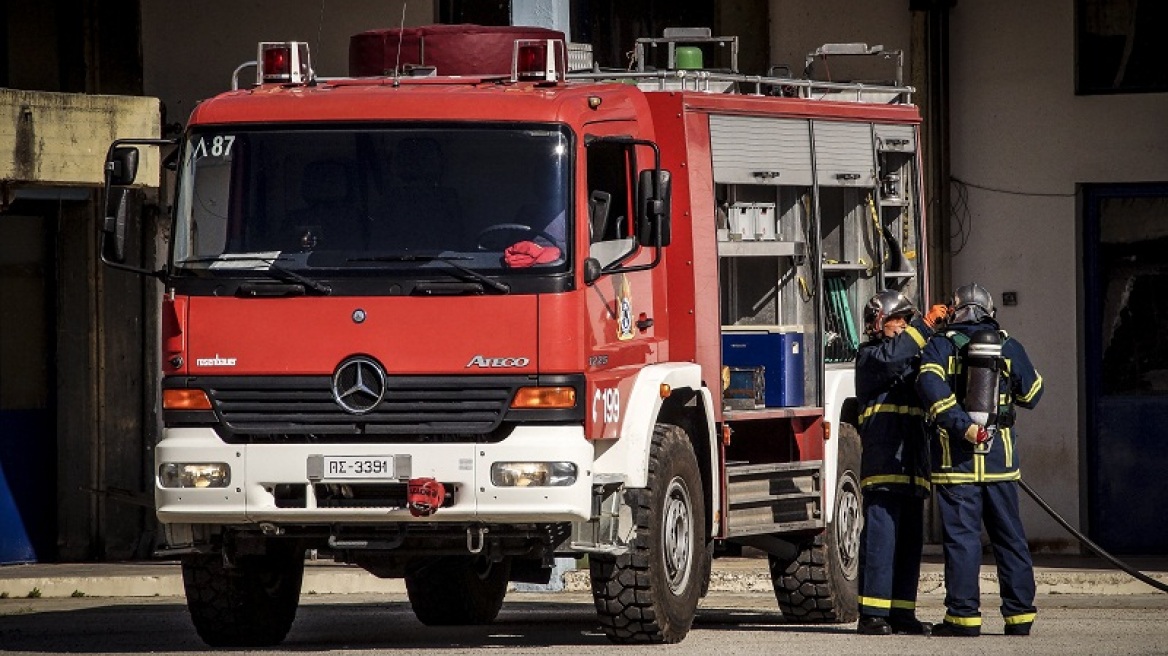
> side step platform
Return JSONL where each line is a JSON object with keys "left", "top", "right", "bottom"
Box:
{"left": 724, "top": 461, "right": 823, "bottom": 554}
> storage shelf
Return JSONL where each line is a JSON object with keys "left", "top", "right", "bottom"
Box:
{"left": 884, "top": 270, "right": 916, "bottom": 278}
{"left": 723, "top": 405, "right": 822, "bottom": 422}
{"left": 822, "top": 263, "right": 870, "bottom": 272}
{"left": 717, "top": 240, "right": 805, "bottom": 258}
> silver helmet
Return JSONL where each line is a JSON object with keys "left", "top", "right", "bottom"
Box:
{"left": 951, "top": 283, "right": 995, "bottom": 323}
{"left": 864, "top": 289, "right": 916, "bottom": 336}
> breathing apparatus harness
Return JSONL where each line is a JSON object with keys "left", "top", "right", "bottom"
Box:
{"left": 941, "top": 323, "right": 1168, "bottom": 593}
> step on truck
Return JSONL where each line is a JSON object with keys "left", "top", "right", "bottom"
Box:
{"left": 101, "top": 25, "right": 928, "bottom": 647}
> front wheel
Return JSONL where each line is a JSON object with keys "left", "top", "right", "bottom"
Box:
{"left": 405, "top": 555, "right": 511, "bottom": 625}
{"left": 590, "top": 423, "right": 707, "bottom": 643}
{"left": 769, "top": 422, "right": 862, "bottom": 623}
{"left": 181, "top": 541, "right": 305, "bottom": 647}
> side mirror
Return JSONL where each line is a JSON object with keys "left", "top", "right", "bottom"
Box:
{"left": 636, "top": 169, "right": 671, "bottom": 247}
{"left": 106, "top": 147, "right": 140, "bottom": 187}
{"left": 102, "top": 188, "right": 131, "bottom": 263}
{"left": 583, "top": 257, "right": 603, "bottom": 285}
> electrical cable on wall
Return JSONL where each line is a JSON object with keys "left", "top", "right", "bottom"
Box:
{"left": 949, "top": 177, "right": 972, "bottom": 255}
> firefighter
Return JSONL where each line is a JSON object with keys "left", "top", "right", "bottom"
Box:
{"left": 854, "top": 290, "right": 948, "bottom": 635}
{"left": 915, "top": 283, "right": 1045, "bottom": 637}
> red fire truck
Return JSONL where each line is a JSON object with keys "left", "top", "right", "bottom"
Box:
{"left": 102, "top": 26, "right": 927, "bottom": 647}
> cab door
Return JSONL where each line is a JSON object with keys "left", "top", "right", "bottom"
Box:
{"left": 583, "top": 130, "right": 664, "bottom": 440}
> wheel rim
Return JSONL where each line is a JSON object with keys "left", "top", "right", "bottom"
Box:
{"left": 662, "top": 476, "right": 694, "bottom": 594}
{"left": 834, "top": 471, "right": 862, "bottom": 579}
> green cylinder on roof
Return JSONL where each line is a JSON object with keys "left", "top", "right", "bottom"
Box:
{"left": 675, "top": 46, "right": 703, "bottom": 70}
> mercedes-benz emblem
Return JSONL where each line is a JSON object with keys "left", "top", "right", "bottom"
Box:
{"left": 332, "top": 356, "right": 386, "bottom": 414}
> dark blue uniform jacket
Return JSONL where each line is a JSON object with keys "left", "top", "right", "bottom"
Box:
{"left": 915, "top": 320, "right": 1044, "bottom": 484}
{"left": 855, "top": 316, "right": 933, "bottom": 497}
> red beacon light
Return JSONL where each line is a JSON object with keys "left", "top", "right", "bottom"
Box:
{"left": 256, "top": 41, "right": 313, "bottom": 85}
{"left": 511, "top": 39, "right": 566, "bottom": 83}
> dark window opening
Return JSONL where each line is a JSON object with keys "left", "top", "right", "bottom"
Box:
{"left": 1077, "top": 0, "right": 1168, "bottom": 94}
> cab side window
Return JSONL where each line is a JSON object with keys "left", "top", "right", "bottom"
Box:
{"left": 586, "top": 141, "right": 636, "bottom": 266}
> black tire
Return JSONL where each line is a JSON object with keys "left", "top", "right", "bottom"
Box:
{"left": 769, "top": 422, "right": 862, "bottom": 623}
{"left": 590, "top": 423, "right": 707, "bottom": 643}
{"left": 181, "top": 542, "right": 305, "bottom": 648}
{"left": 405, "top": 556, "right": 511, "bottom": 625}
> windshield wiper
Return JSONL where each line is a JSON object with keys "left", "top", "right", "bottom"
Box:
{"left": 349, "top": 254, "right": 510, "bottom": 294}
{"left": 176, "top": 255, "right": 333, "bottom": 295}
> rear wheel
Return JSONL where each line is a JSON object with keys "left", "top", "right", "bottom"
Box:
{"left": 181, "top": 542, "right": 305, "bottom": 647}
{"left": 769, "top": 422, "right": 862, "bottom": 623}
{"left": 590, "top": 423, "right": 707, "bottom": 643}
{"left": 405, "top": 555, "right": 511, "bottom": 625}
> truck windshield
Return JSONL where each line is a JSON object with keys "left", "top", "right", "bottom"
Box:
{"left": 171, "top": 125, "right": 572, "bottom": 275}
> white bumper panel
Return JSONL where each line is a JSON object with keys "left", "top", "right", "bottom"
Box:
{"left": 156, "top": 426, "right": 595, "bottom": 525}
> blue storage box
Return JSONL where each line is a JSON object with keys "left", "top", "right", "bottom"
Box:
{"left": 721, "top": 326, "right": 805, "bottom": 407}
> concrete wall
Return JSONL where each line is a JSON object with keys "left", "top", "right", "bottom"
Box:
{"left": 770, "top": 0, "right": 912, "bottom": 82}
{"left": 948, "top": 0, "right": 1168, "bottom": 549}
{"left": 141, "top": 1, "right": 435, "bottom": 129}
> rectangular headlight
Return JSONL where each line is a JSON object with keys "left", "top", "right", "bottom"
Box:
{"left": 491, "top": 462, "right": 577, "bottom": 487}
{"left": 159, "top": 463, "right": 231, "bottom": 488}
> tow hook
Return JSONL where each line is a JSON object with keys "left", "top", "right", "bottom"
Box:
{"left": 467, "top": 526, "right": 489, "bottom": 554}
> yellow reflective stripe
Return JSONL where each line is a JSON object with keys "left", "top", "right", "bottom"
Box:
{"left": 905, "top": 326, "right": 926, "bottom": 348}
{"left": 891, "top": 599, "right": 916, "bottom": 610}
{"left": 1019, "top": 374, "right": 1044, "bottom": 403}
{"left": 862, "top": 475, "right": 931, "bottom": 491}
{"left": 1003, "top": 427, "right": 1013, "bottom": 468}
{"left": 946, "top": 355, "right": 961, "bottom": 375}
{"left": 919, "top": 363, "right": 948, "bottom": 380}
{"left": 932, "top": 471, "right": 979, "bottom": 484}
{"left": 859, "top": 403, "right": 924, "bottom": 424}
{"left": 982, "top": 470, "right": 1022, "bottom": 482}
{"left": 1004, "top": 612, "right": 1037, "bottom": 625}
{"left": 927, "top": 395, "right": 957, "bottom": 419}
{"left": 944, "top": 614, "right": 983, "bottom": 627}
{"left": 858, "top": 595, "right": 892, "bottom": 609}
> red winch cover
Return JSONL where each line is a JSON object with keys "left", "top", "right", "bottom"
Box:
{"left": 349, "top": 24, "right": 565, "bottom": 77}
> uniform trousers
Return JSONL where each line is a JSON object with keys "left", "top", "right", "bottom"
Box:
{"left": 858, "top": 490, "right": 924, "bottom": 619}
{"left": 936, "top": 481, "right": 1037, "bottom": 630}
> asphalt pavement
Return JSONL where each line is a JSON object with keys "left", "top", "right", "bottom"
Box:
{"left": 1, "top": 549, "right": 1165, "bottom": 599}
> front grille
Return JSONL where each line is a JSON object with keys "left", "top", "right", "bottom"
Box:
{"left": 187, "top": 375, "right": 533, "bottom": 441}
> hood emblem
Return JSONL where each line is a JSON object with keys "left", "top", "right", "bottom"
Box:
{"left": 332, "top": 356, "right": 386, "bottom": 414}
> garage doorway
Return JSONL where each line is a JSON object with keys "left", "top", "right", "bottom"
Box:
{"left": 1084, "top": 183, "right": 1168, "bottom": 554}
{"left": 0, "top": 212, "right": 56, "bottom": 562}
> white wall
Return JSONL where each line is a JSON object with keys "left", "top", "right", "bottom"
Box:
{"left": 141, "top": 1, "right": 435, "bottom": 127}
{"left": 949, "top": 0, "right": 1168, "bottom": 548}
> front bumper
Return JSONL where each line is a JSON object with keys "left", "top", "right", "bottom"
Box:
{"left": 155, "top": 425, "right": 595, "bottom": 525}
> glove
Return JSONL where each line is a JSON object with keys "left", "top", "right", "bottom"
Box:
{"left": 964, "top": 423, "right": 990, "bottom": 445}
{"left": 924, "top": 304, "right": 949, "bottom": 328}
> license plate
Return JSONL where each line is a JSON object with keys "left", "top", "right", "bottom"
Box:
{"left": 318, "top": 455, "right": 394, "bottom": 480}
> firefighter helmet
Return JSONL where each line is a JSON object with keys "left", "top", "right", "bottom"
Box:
{"left": 952, "top": 282, "right": 995, "bottom": 323}
{"left": 864, "top": 289, "right": 916, "bottom": 336}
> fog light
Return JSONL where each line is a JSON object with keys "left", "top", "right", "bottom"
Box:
{"left": 159, "top": 463, "right": 231, "bottom": 488}
{"left": 491, "top": 462, "right": 577, "bottom": 487}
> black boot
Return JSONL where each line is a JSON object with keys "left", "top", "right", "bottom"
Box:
{"left": 857, "top": 615, "right": 893, "bottom": 635}
{"left": 1005, "top": 622, "right": 1032, "bottom": 636}
{"left": 889, "top": 617, "right": 932, "bottom": 635}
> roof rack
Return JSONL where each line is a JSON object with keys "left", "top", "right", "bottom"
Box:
{"left": 569, "top": 32, "right": 912, "bottom": 104}
{"left": 565, "top": 69, "right": 914, "bottom": 105}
